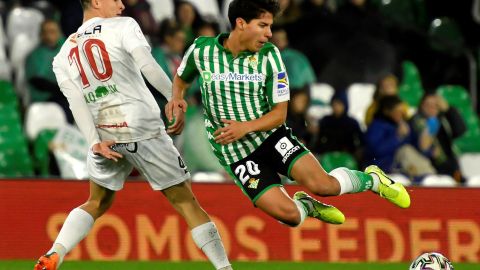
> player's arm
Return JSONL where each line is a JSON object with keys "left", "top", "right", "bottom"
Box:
{"left": 57, "top": 79, "right": 123, "bottom": 161}
{"left": 214, "top": 102, "right": 287, "bottom": 145}
{"left": 131, "top": 46, "right": 172, "bottom": 101}
{"left": 166, "top": 43, "right": 198, "bottom": 134}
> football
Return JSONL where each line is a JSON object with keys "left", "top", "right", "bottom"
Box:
{"left": 409, "top": 252, "right": 454, "bottom": 270}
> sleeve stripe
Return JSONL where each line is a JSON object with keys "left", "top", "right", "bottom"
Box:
{"left": 177, "top": 43, "right": 196, "bottom": 76}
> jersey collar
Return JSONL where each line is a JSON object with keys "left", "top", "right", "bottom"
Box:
{"left": 215, "top": 33, "right": 255, "bottom": 58}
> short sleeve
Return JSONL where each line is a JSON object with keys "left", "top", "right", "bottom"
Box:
{"left": 177, "top": 43, "right": 198, "bottom": 83}
{"left": 264, "top": 46, "right": 290, "bottom": 106}
{"left": 121, "top": 17, "right": 151, "bottom": 54}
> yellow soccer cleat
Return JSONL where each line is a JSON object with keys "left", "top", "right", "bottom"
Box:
{"left": 294, "top": 191, "right": 345, "bottom": 224}
{"left": 365, "top": 165, "right": 411, "bottom": 208}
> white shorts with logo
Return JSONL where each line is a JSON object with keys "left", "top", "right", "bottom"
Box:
{"left": 87, "top": 136, "right": 190, "bottom": 191}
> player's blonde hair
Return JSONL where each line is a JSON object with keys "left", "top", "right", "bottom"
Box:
{"left": 79, "top": 0, "right": 92, "bottom": 10}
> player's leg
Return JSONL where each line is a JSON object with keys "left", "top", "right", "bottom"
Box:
{"left": 254, "top": 185, "right": 309, "bottom": 226}
{"left": 35, "top": 147, "right": 131, "bottom": 270}
{"left": 35, "top": 181, "right": 116, "bottom": 270}
{"left": 290, "top": 153, "right": 410, "bottom": 208}
{"left": 162, "top": 181, "right": 232, "bottom": 270}
{"left": 131, "top": 137, "right": 231, "bottom": 270}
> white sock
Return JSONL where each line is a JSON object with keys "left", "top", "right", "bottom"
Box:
{"left": 294, "top": 199, "right": 307, "bottom": 226}
{"left": 330, "top": 167, "right": 354, "bottom": 195}
{"left": 48, "top": 208, "right": 94, "bottom": 266}
{"left": 191, "top": 222, "right": 231, "bottom": 270}
{"left": 370, "top": 173, "right": 380, "bottom": 193}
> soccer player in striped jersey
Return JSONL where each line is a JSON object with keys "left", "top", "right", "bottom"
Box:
{"left": 168, "top": 0, "right": 411, "bottom": 228}
{"left": 34, "top": 1, "right": 232, "bottom": 269}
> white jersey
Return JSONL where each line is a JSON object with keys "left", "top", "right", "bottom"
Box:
{"left": 53, "top": 16, "right": 165, "bottom": 143}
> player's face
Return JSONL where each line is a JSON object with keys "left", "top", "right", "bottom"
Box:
{"left": 242, "top": 12, "right": 273, "bottom": 52}
{"left": 98, "top": 0, "right": 125, "bottom": 18}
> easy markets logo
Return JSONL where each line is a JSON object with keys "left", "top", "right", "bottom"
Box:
{"left": 201, "top": 71, "right": 264, "bottom": 84}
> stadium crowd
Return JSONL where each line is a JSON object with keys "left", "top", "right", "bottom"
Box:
{"left": 0, "top": 0, "right": 480, "bottom": 186}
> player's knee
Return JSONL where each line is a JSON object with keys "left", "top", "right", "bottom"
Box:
{"left": 307, "top": 175, "right": 340, "bottom": 196}
{"left": 277, "top": 204, "right": 302, "bottom": 226}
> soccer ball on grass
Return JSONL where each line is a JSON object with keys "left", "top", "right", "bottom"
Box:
{"left": 409, "top": 252, "right": 454, "bottom": 270}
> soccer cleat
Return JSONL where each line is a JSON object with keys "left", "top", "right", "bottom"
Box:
{"left": 294, "top": 191, "right": 345, "bottom": 224}
{"left": 34, "top": 252, "right": 59, "bottom": 270}
{"left": 365, "top": 165, "right": 411, "bottom": 208}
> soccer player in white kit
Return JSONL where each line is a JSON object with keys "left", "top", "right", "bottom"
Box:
{"left": 34, "top": 1, "right": 232, "bottom": 270}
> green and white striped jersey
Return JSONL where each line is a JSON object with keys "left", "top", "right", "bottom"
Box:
{"left": 177, "top": 33, "right": 290, "bottom": 165}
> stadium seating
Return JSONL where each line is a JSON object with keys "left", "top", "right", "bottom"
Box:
{"left": 145, "top": 0, "right": 174, "bottom": 24}
{"left": 399, "top": 61, "right": 424, "bottom": 107}
{"left": 307, "top": 83, "right": 334, "bottom": 123}
{"left": 0, "top": 82, "right": 34, "bottom": 177}
{"left": 347, "top": 83, "right": 375, "bottom": 129}
{"left": 6, "top": 7, "right": 44, "bottom": 50}
{"left": 436, "top": 85, "right": 480, "bottom": 153}
{"left": 25, "top": 102, "right": 67, "bottom": 140}
{"left": 459, "top": 153, "right": 480, "bottom": 180}
{"left": 421, "top": 174, "right": 457, "bottom": 187}
{"left": 34, "top": 129, "right": 57, "bottom": 177}
{"left": 436, "top": 85, "right": 471, "bottom": 110}
{"left": 319, "top": 151, "right": 358, "bottom": 172}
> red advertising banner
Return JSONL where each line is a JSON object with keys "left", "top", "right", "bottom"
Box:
{"left": 1, "top": 180, "right": 479, "bottom": 262}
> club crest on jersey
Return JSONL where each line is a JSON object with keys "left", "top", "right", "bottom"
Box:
{"left": 248, "top": 56, "right": 258, "bottom": 68}
{"left": 277, "top": 71, "right": 288, "bottom": 89}
{"left": 248, "top": 178, "right": 260, "bottom": 189}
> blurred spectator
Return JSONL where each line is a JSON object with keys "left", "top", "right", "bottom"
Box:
{"left": 410, "top": 93, "right": 466, "bottom": 182}
{"left": 25, "top": 19, "right": 73, "bottom": 123}
{"left": 286, "top": 89, "right": 313, "bottom": 145}
{"left": 365, "top": 74, "right": 409, "bottom": 126}
{"left": 175, "top": 0, "right": 205, "bottom": 47}
{"left": 152, "top": 19, "right": 185, "bottom": 79}
{"left": 336, "top": 0, "right": 387, "bottom": 40}
{"left": 275, "top": 0, "right": 302, "bottom": 29}
{"left": 271, "top": 26, "right": 316, "bottom": 90}
{"left": 365, "top": 95, "right": 435, "bottom": 176}
{"left": 196, "top": 20, "right": 220, "bottom": 37}
{"left": 313, "top": 91, "right": 364, "bottom": 160}
{"left": 290, "top": 0, "right": 338, "bottom": 76}
{"left": 123, "top": 0, "right": 157, "bottom": 37}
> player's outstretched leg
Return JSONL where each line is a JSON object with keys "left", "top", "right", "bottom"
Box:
{"left": 364, "top": 165, "right": 410, "bottom": 208}
{"left": 162, "top": 181, "right": 232, "bottom": 270}
{"left": 34, "top": 182, "right": 115, "bottom": 270}
{"left": 291, "top": 154, "right": 411, "bottom": 210}
{"left": 293, "top": 191, "right": 345, "bottom": 224}
{"left": 255, "top": 186, "right": 344, "bottom": 226}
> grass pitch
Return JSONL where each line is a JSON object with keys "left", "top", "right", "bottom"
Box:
{"left": 2, "top": 261, "right": 480, "bottom": 270}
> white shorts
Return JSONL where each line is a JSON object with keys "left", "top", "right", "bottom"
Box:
{"left": 87, "top": 136, "right": 190, "bottom": 191}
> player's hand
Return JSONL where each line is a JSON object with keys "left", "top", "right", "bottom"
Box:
{"left": 92, "top": 140, "right": 123, "bottom": 162}
{"left": 214, "top": 119, "right": 250, "bottom": 145}
{"left": 165, "top": 98, "right": 187, "bottom": 135}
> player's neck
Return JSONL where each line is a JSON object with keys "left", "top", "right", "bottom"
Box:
{"left": 223, "top": 32, "right": 245, "bottom": 57}
{"left": 83, "top": 9, "right": 104, "bottom": 22}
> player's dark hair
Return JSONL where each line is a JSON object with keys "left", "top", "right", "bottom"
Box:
{"left": 79, "top": 0, "right": 91, "bottom": 10}
{"left": 228, "top": 0, "right": 280, "bottom": 29}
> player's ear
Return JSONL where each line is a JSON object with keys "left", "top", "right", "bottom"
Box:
{"left": 235, "top": 18, "right": 245, "bottom": 30}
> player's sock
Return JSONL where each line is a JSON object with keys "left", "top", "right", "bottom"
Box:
{"left": 49, "top": 208, "right": 94, "bottom": 266}
{"left": 330, "top": 167, "right": 378, "bottom": 194}
{"left": 293, "top": 199, "right": 308, "bottom": 226}
{"left": 191, "top": 222, "right": 231, "bottom": 270}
